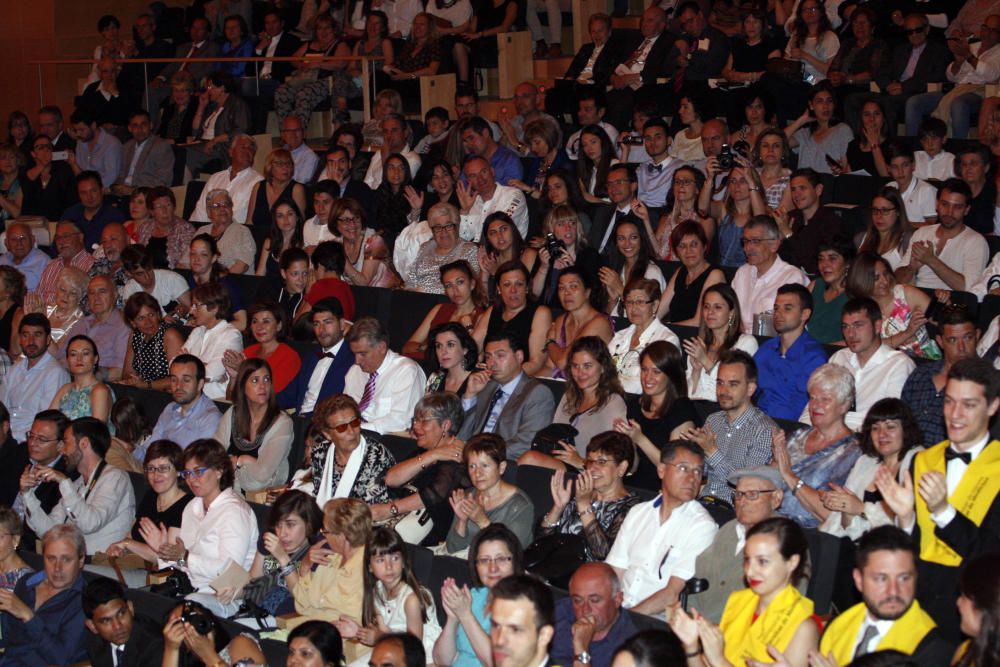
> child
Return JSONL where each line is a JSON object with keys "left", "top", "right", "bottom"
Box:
{"left": 339, "top": 527, "right": 442, "bottom": 667}
{"left": 304, "top": 240, "right": 357, "bottom": 320}
{"left": 414, "top": 107, "right": 452, "bottom": 156}
{"left": 884, "top": 139, "right": 938, "bottom": 226}
{"left": 914, "top": 117, "right": 955, "bottom": 182}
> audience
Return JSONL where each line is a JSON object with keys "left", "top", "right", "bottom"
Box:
{"left": 181, "top": 282, "right": 244, "bottom": 400}
{"left": 60, "top": 275, "right": 131, "bottom": 379}
{"left": 279, "top": 298, "right": 355, "bottom": 416}
{"left": 0, "top": 223, "right": 48, "bottom": 293}
{"left": 189, "top": 134, "right": 264, "bottom": 226}
{"left": 226, "top": 301, "right": 301, "bottom": 394}
{"left": 608, "top": 278, "right": 679, "bottom": 393}
{"left": 137, "top": 186, "right": 195, "bottom": 270}
{"left": 0, "top": 314, "right": 70, "bottom": 438}
{"left": 82, "top": 577, "right": 165, "bottom": 666}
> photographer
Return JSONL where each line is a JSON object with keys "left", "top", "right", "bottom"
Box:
{"left": 161, "top": 600, "right": 265, "bottom": 667}
{"left": 532, "top": 206, "right": 604, "bottom": 309}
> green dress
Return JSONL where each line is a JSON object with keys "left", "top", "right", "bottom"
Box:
{"left": 807, "top": 278, "right": 848, "bottom": 344}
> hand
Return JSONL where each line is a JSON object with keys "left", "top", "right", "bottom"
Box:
{"left": 466, "top": 493, "right": 489, "bottom": 525}
{"left": 934, "top": 289, "right": 952, "bottom": 305}
{"left": 682, "top": 336, "right": 709, "bottom": 370}
{"left": 509, "top": 178, "right": 532, "bottom": 193}
{"left": 215, "top": 585, "right": 240, "bottom": 605}
{"left": 449, "top": 489, "right": 472, "bottom": 521}
{"left": 18, "top": 466, "right": 38, "bottom": 493}
{"left": 808, "top": 650, "right": 839, "bottom": 667}
{"left": 333, "top": 616, "right": 361, "bottom": 639}
{"left": 704, "top": 156, "right": 719, "bottom": 177}
{"left": 441, "top": 578, "right": 473, "bottom": 617}
{"left": 788, "top": 47, "right": 804, "bottom": 60}
{"left": 904, "top": 308, "right": 928, "bottom": 338}
{"left": 550, "top": 467, "right": 572, "bottom": 510}
{"left": 263, "top": 532, "right": 289, "bottom": 565}
{"left": 553, "top": 440, "right": 585, "bottom": 469}
{"left": 478, "top": 246, "right": 499, "bottom": 276}
{"left": 138, "top": 518, "right": 168, "bottom": 553}
{"left": 948, "top": 35, "right": 971, "bottom": 59}
{"left": 0, "top": 588, "right": 33, "bottom": 622}
{"left": 463, "top": 368, "right": 491, "bottom": 398}
{"left": 772, "top": 427, "right": 793, "bottom": 478}
{"left": 910, "top": 240, "right": 935, "bottom": 266}
{"left": 571, "top": 613, "right": 598, "bottom": 653}
{"left": 613, "top": 417, "right": 641, "bottom": 441}
{"left": 222, "top": 349, "right": 246, "bottom": 377}
{"left": 456, "top": 179, "right": 476, "bottom": 213}
{"left": 696, "top": 616, "right": 726, "bottom": 664}
{"left": 434, "top": 436, "right": 465, "bottom": 463}
{"left": 306, "top": 541, "right": 334, "bottom": 568}
{"left": 863, "top": 124, "right": 882, "bottom": 148}
{"left": 887, "top": 82, "right": 903, "bottom": 96}
{"left": 65, "top": 149, "right": 77, "bottom": 168}
{"left": 598, "top": 267, "right": 624, "bottom": 303}
{"left": 874, "top": 466, "right": 915, "bottom": 524}
{"left": 685, "top": 425, "right": 717, "bottom": 456}
{"left": 917, "top": 469, "right": 949, "bottom": 515}
{"left": 575, "top": 468, "right": 596, "bottom": 507}
{"left": 23, "top": 293, "right": 45, "bottom": 314}
{"left": 403, "top": 185, "right": 424, "bottom": 212}
{"left": 554, "top": 246, "right": 575, "bottom": 270}
{"left": 747, "top": 645, "right": 792, "bottom": 667}
{"left": 796, "top": 107, "right": 814, "bottom": 126}
{"left": 157, "top": 537, "right": 186, "bottom": 562}
{"left": 106, "top": 541, "right": 128, "bottom": 558}
{"left": 163, "top": 616, "right": 186, "bottom": 648}
{"left": 34, "top": 465, "right": 67, "bottom": 485}
{"left": 632, "top": 199, "right": 650, "bottom": 223}
{"left": 668, "top": 606, "right": 700, "bottom": 653}
{"left": 820, "top": 483, "right": 864, "bottom": 516}
{"left": 181, "top": 620, "right": 219, "bottom": 664}
{"left": 770, "top": 205, "right": 791, "bottom": 237}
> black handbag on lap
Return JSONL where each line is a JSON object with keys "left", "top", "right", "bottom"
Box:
{"left": 524, "top": 532, "right": 588, "bottom": 589}
{"left": 530, "top": 423, "right": 578, "bottom": 456}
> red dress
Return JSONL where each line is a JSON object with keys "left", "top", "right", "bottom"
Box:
{"left": 245, "top": 342, "right": 302, "bottom": 393}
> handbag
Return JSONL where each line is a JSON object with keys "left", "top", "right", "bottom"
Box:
{"left": 524, "top": 532, "right": 588, "bottom": 589}
{"left": 766, "top": 58, "right": 804, "bottom": 84}
{"left": 148, "top": 568, "right": 194, "bottom": 598}
{"left": 530, "top": 423, "right": 578, "bottom": 456}
{"left": 391, "top": 507, "right": 434, "bottom": 544}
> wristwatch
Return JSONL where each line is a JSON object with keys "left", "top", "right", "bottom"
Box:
{"left": 389, "top": 503, "right": 399, "bottom": 516}
{"left": 575, "top": 651, "right": 592, "bottom": 664}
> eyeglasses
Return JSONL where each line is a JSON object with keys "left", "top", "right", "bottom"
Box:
{"left": 25, "top": 431, "right": 59, "bottom": 444}
{"left": 338, "top": 215, "right": 360, "bottom": 225}
{"left": 732, "top": 489, "right": 778, "bottom": 501}
{"left": 178, "top": 466, "right": 211, "bottom": 480}
{"left": 624, "top": 299, "right": 652, "bottom": 307}
{"left": 663, "top": 462, "right": 705, "bottom": 478}
{"left": 207, "top": 203, "right": 232, "bottom": 210}
{"left": 584, "top": 457, "right": 613, "bottom": 467}
{"left": 475, "top": 555, "right": 513, "bottom": 567}
{"left": 430, "top": 223, "right": 456, "bottom": 232}
{"left": 903, "top": 26, "right": 926, "bottom": 35}
{"left": 327, "top": 417, "right": 361, "bottom": 434}
{"left": 742, "top": 236, "right": 776, "bottom": 246}
{"left": 145, "top": 464, "right": 175, "bottom": 475}
{"left": 871, "top": 207, "right": 897, "bottom": 216}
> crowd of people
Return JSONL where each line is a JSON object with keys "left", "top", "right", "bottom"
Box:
{"left": 1, "top": 0, "right": 1000, "bottom": 665}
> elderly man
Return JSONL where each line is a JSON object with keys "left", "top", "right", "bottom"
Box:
{"left": 343, "top": 317, "right": 425, "bottom": 434}
{"left": 61, "top": 171, "right": 127, "bottom": 249}
{"left": 550, "top": 562, "right": 637, "bottom": 667}
{"left": 693, "top": 466, "right": 786, "bottom": 623}
{"left": 0, "top": 222, "right": 49, "bottom": 291}
{"left": 21, "top": 418, "right": 135, "bottom": 556}
{"left": 363, "top": 113, "right": 422, "bottom": 190}
{"left": 457, "top": 156, "right": 529, "bottom": 242}
{"left": 66, "top": 108, "right": 123, "bottom": 190}
{"left": 37, "top": 105, "right": 75, "bottom": 152}
{"left": 606, "top": 5, "right": 675, "bottom": 129}
{"left": 490, "top": 575, "right": 557, "bottom": 667}
{"left": 60, "top": 275, "right": 131, "bottom": 380}
{"left": 731, "top": 216, "right": 809, "bottom": 333}
{"left": 36, "top": 222, "right": 95, "bottom": 304}
{"left": 459, "top": 116, "right": 523, "bottom": 187}
{"left": 0, "top": 319, "right": 69, "bottom": 439}
{"left": 606, "top": 440, "right": 718, "bottom": 616}
{"left": 112, "top": 110, "right": 174, "bottom": 194}
{"left": 89, "top": 223, "right": 130, "bottom": 305}
{"left": 197, "top": 189, "right": 256, "bottom": 273}
{"left": 189, "top": 134, "right": 264, "bottom": 225}
{"left": 498, "top": 82, "right": 559, "bottom": 156}
{"left": 280, "top": 115, "right": 319, "bottom": 183}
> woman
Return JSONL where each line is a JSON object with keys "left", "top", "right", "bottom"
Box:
{"left": 310, "top": 394, "right": 396, "bottom": 510}
{"left": 387, "top": 13, "right": 441, "bottom": 81}
{"left": 256, "top": 199, "right": 306, "bottom": 279}
{"left": 532, "top": 205, "right": 602, "bottom": 309}
{"left": 819, "top": 398, "right": 922, "bottom": 539}
{"left": 352, "top": 12, "right": 394, "bottom": 81}
{"left": 670, "top": 518, "right": 817, "bottom": 667}
{"left": 186, "top": 71, "right": 252, "bottom": 177}
{"left": 653, "top": 166, "right": 710, "bottom": 260}
{"left": 541, "top": 169, "right": 593, "bottom": 234}
{"left": 181, "top": 282, "right": 244, "bottom": 400}
{"left": 807, "top": 239, "right": 855, "bottom": 344}
{"left": 670, "top": 95, "right": 709, "bottom": 162}
{"left": 536, "top": 432, "right": 640, "bottom": 560}
{"left": 161, "top": 599, "right": 266, "bottom": 667}
{"left": 120, "top": 283, "right": 179, "bottom": 387}
{"left": 856, "top": 187, "right": 913, "bottom": 270}
{"left": 729, "top": 87, "right": 777, "bottom": 149}
{"left": 600, "top": 220, "right": 665, "bottom": 318}
{"left": 155, "top": 72, "right": 198, "bottom": 144}
{"left": 784, "top": 81, "right": 853, "bottom": 174}
{"left": 144, "top": 439, "right": 258, "bottom": 617}
{"left": 772, "top": 0, "right": 839, "bottom": 124}
{"left": 846, "top": 252, "right": 941, "bottom": 359}
{"left": 685, "top": 284, "right": 759, "bottom": 401}
{"left": 827, "top": 7, "right": 886, "bottom": 102}
{"left": 374, "top": 154, "right": 415, "bottom": 250}
{"left": 0, "top": 144, "right": 24, "bottom": 226}
{"left": 425, "top": 323, "right": 478, "bottom": 395}
{"left": 404, "top": 260, "right": 487, "bottom": 360}
{"left": 540, "top": 268, "right": 614, "bottom": 378}
{"left": 19, "top": 134, "right": 77, "bottom": 221}
{"left": 844, "top": 98, "right": 890, "bottom": 177}
{"left": 287, "top": 621, "right": 345, "bottom": 667}
{"left": 657, "top": 222, "right": 725, "bottom": 325}
{"left": 214, "top": 358, "right": 294, "bottom": 493}
{"left": 723, "top": 8, "right": 782, "bottom": 85}
{"left": 186, "top": 234, "right": 248, "bottom": 330}
{"left": 122, "top": 187, "right": 151, "bottom": 242}
{"left": 216, "top": 14, "right": 254, "bottom": 78}
{"left": 275, "top": 15, "right": 357, "bottom": 127}
{"left": 615, "top": 341, "right": 700, "bottom": 491}
{"left": 478, "top": 213, "right": 538, "bottom": 296}
{"left": 408, "top": 203, "right": 480, "bottom": 292}
{"left": 472, "top": 261, "right": 553, "bottom": 377}
{"left": 225, "top": 302, "right": 302, "bottom": 395}
{"left": 199, "top": 188, "right": 256, "bottom": 273}
{"left": 15, "top": 267, "right": 87, "bottom": 356}
{"left": 609, "top": 279, "right": 680, "bottom": 393}
{"left": 510, "top": 117, "right": 567, "bottom": 200}
{"left": 953, "top": 553, "right": 1000, "bottom": 667}
{"left": 576, "top": 125, "right": 616, "bottom": 204}
{"left": 773, "top": 364, "right": 862, "bottom": 529}
{"left": 292, "top": 498, "right": 372, "bottom": 662}
{"left": 0, "top": 266, "right": 24, "bottom": 352}
{"left": 6, "top": 111, "right": 33, "bottom": 165}
{"left": 700, "top": 164, "right": 765, "bottom": 269}
{"left": 451, "top": 0, "right": 518, "bottom": 85}
{"left": 434, "top": 524, "right": 524, "bottom": 666}
{"left": 446, "top": 433, "right": 533, "bottom": 553}
{"left": 120, "top": 245, "right": 191, "bottom": 315}
{"left": 50, "top": 335, "right": 113, "bottom": 422}
{"left": 107, "top": 398, "right": 150, "bottom": 474}
{"left": 138, "top": 186, "right": 196, "bottom": 270}
{"left": 247, "top": 150, "right": 309, "bottom": 233}
{"left": 386, "top": 393, "right": 469, "bottom": 545}
{"left": 0, "top": 507, "right": 31, "bottom": 590}
{"left": 335, "top": 196, "right": 398, "bottom": 288}
{"left": 756, "top": 128, "right": 794, "bottom": 211}
{"left": 405, "top": 159, "right": 460, "bottom": 225}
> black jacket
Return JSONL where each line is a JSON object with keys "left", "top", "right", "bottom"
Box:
{"left": 87, "top": 613, "right": 165, "bottom": 667}
{"left": 564, "top": 30, "right": 636, "bottom": 86}
{"left": 875, "top": 39, "right": 951, "bottom": 94}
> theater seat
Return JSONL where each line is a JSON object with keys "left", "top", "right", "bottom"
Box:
{"left": 428, "top": 554, "right": 472, "bottom": 625}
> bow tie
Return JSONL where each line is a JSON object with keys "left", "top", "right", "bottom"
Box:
{"left": 647, "top": 163, "right": 663, "bottom": 174}
{"left": 317, "top": 351, "right": 335, "bottom": 359}
{"left": 944, "top": 448, "right": 972, "bottom": 465}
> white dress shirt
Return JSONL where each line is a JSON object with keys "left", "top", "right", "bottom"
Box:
{"left": 290, "top": 142, "right": 319, "bottom": 183}
{"left": 121, "top": 269, "right": 190, "bottom": 313}
{"left": 183, "top": 320, "right": 244, "bottom": 399}
{"left": 932, "top": 434, "right": 991, "bottom": 528}
{"left": 343, "top": 349, "right": 426, "bottom": 433}
{"left": 302, "top": 339, "right": 346, "bottom": 414}
{"left": 0, "top": 353, "right": 70, "bottom": 438}
{"left": 968, "top": 250, "right": 1000, "bottom": 300}
{"left": 577, "top": 42, "right": 606, "bottom": 82}
{"left": 304, "top": 215, "right": 336, "bottom": 247}
{"left": 458, "top": 184, "right": 529, "bottom": 242}
{"left": 899, "top": 224, "right": 989, "bottom": 290}
{"left": 811, "top": 344, "right": 916, "bottom": 431}
{"left": 731, "top": 256, "right": 809, "bottom": 333}
{"left": 364, "top": 148, "right": 423, "bottom": 190}
{"left": 257, "top": 31, "right": 283, "bottom": 78}
{"left": 608, "top": 319, "right": 680, "bottom": 394}
{"left": 889, "top": 177, "right": 938, "bottom": 223}
{"left": 190, "top": 166, "right": 265, "bottom": 225}
{"left": 947, "top": 42, "right": 1000, "bottom": 85}
{"left": 914, "top": 151, "right": 955, "bottom": 182}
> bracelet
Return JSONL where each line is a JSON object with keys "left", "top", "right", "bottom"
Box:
{"left": 578, "top": 505, "right": 593, "bottom": 517}
{"left": 279, "top": 561, "right": 297, "bottom": 577}
{"left": 792, "top": 478, "right": 805, "bottom": 495}
{"left": 686, "top": 647, "right": 702, "bottom": 658}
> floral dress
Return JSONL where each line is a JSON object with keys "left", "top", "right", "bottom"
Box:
{"left": 310, "top": 433, "right": 396, "bottom": 504}
{"left": 778, "top": 429, "right": 861, "bottom": 529}
{"left": 882, "top": 284, "right": 942, "bottom": 359}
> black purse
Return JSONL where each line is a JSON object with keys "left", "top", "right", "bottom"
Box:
{"left": 149, "top": 569, "right": 194, "bottom": 598}
{"left": 524, "top": 532, "right": 588, "bottom": 589}
{"left": 530, "top": 423, "right": 579, "bottom": 456}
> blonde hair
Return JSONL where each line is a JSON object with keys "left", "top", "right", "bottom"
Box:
{"left": 323, "top": 498, "right": 373, "bottom": 547}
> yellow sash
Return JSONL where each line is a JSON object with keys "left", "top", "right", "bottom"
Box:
{"left": 914, "top": 440, "right": 1000, "bottom": 566}
{"left": 819, "top": 600, "right": 938, "bottom": 665}
{"left": 720, "top": 585, "right": 814, "bottom": 666}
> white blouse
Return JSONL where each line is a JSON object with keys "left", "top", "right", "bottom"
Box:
{"left": 686, "top": 333, "right": 759, "bottom": 401}
{"left": 608, "top": 320, "right": 681, "bottom": 394}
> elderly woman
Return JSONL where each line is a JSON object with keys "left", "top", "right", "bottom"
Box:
{"left": 246, "top": 149, "right": 309, "bottom": 231}
{"left": 403, "top": 260, "right": 487, "bottom": 361}
{"left": 311, "top": 394, "right": 396, "bottom": 512}
{"left": 385, "top": 392, "right": 470, "bottom": 545}
{"left": 539, "top": 267, "right": 614, "bottom": 378}
{"left": 819, "top": 398, "right": 922, "bottom": 539}
{"left": 292, "top": 498, "right": 372, "bottom": 663}
{"left": 120, "top": 292, "right": 185, "bottom": 390}
{"left": 334, "top": 197, "right": 396, "bottom": 287}
{"left": 657, "top": 221, "right": 725, "bottom": 326}
{"left": 186, "top": 71, "right": 252, "bottom": 177}
{"left": 197, "top": 189, "right": 256, "bottom": 274}
{"left": 0, "top": 524, "right": 87, "bottom": 665}
{"left": 17, "top": 267, "right": 86, "bottom": 356}
{"left": 407, "top": 203, "right": 480, "bottom": 293}
{"left": 181, "top": 282, "right": 244, "bottom": 400}
{"left": 609, "top": 279, "right": 680, "bottom": 394}
{"left": 155, "top": 72, "right": 198, "bottom": 143}
{"left": 510, "top": 117, "right": 568, "bottom": 200}
{"left": 531, "top": 205, "right": 601, "bottom": 309}
{"left": 137, "top": 186, "right": 196, "bottom": 270}
{"left": 425, "top": 322, "right": 478, "bottom": 395}
{"left": 773, "top": 364, "right": 862, "bottom": 529}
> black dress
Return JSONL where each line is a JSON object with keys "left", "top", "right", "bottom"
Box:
{"left": 846, "top": 139, "right": 888, "bottom": 177}
{"left": 665, "top": 264, "right": 716, "bottom": 323}
{"left": 250, "top": 180, "right": 298, "bottom": 230}
{"left": 487, "top": 303, "right": 540, "bottom": 360}
{"left": 625, "top": 394, "right": 701, "bottom": 490}
{"left": 413, "top": 460, "right": 471, "bottom": 545}
{"left": 130, "top": 492, "right": 192, "bottom": 540}
{"left": 20, "top": 162, "right": 78, "bottom": 221}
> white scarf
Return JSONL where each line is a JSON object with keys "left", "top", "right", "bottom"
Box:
{"left": 317, "top": 437, "right": 368, "bottom": 507}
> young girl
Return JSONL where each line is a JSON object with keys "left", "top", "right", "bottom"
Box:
{"left": 340, "top": 528, "right": 442, "bottom": 667}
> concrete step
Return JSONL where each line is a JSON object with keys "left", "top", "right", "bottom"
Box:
{"left": 534, "top": 57, "right": 573, "bottom": 80}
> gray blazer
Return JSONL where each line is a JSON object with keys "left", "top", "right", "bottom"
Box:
{"left": 117, "top": 135, "right": 175, "bottom": 188}
{"left": 159, "top": 41, "right": 221, "bottom": 84}
{"left": 458, "top": 373, "right": 555, "bottom": 460}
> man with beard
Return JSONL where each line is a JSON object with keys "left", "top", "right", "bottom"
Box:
{"left": 136, "top": 354, "right": 222, "bottom": 460}
{"left": 818, "top": 526, "right": 953, "bottom": 663}
{"left": 0, "top": 315, "right": 70, "bottom": 437}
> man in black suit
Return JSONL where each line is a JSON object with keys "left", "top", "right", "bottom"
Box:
{"left": 13, "top": 410, "right": 72, "bottom": 552}
{"left": 147, "top": 18, "right": 220, "bottom": 113}
{"left": 588, "top": 165, "right": 661, "bottom": 257}
{"left": 605, "top": 5, "right": 676, "bottom": 129}
{"left": 37, "top": 106, "right": 75, "bottom": 152}
{"left": 83, "top": 578, "right": 163, "bottom": 667}
{"left": 550, "top": 13, "right": 634, "bottom": 122}
{"left": 321, "top": 146, "right": 375, "bottom": 220}
{"left": 247, "top": 9, "right": 302, "bottom": 131}
{"left": 666, "top": 1, "right": 730, "bottom": 96}
{"left": 120, "top": 13, "right": 173, "bottom": 112}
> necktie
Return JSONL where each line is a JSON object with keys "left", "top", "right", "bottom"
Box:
{"left": 114, "top": 647, "right": 125, "bottom": 667}
{"left": 482, "top": 388, "right": 506, "bottom": 433}
{"left": 178, "top": 44, "right": 198, "bottom": 72}
{"left": 944, "top": 448, "right": 972, "bottom": 464}
{"left": 626, "top": 38, "right": 651, "bottom": 68}
{"left": 358, "top": 370, "right": 379, "bottom": 414}
{"left": 854, "top": 624, "right": 880, "bottom": 657}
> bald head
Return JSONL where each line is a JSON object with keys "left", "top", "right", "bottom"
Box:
{"left": 702, "top": 119, "right": 728, "bottom": 158}
{"left": 641, "top": 5, "right": 667, "bottom": 37}
{"left": 5, "top": 223, "right": 34, "bottom": 261}
{"left": 568, "top": 562, "right": 623, "bottom": 639}
{"left": 87, "top": 274, "right": 117, "bottom": 317}
{"left": 571, "top": 562, "right": 620, "bottom": 594}
{"left": 280, "top": 115, "right": 305, "bottom": 149}
{"left": 100, "top": 223, "right": 129, "bottom": 263}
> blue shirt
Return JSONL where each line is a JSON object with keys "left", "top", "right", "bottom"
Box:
{"left": 140, "top": 393, "right": 223, "bottom": 459}
{"left": 462, "top": 145, "right": 524, "bottom": 187}
{"left": 72, "top": 128, "right": 123, "bottom": 192}
{"left": 454, "top": 586, "right": 491, "bottom": 667}
{"left": 60, "top": 202, "right": 127, "bottom": 249}
{"left": 0, "top": 247, "right": 50, "bottom": 291}
{"left": 0, "top": 353, "right": 70, "bottom": 440}
{"left": 0, "top": 571, "right": 87, "bottom": 666}
{"left": 550, "top": 597, "right": 637, "bottom": 667}
{"left": 218, "top": 39, "right": 254, "bottom": 77}
{"left": 754, "top": 331, "right": 828, "bottom": 421}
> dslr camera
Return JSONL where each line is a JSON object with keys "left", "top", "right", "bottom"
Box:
{"left": 545, "top": 233, "right": 565, "bottom": 259}
{"left": 717, "top": 143, "right": 736, "bottom": 170}
{"left": 181, "top": 601, "right": 214, "bottom": 635}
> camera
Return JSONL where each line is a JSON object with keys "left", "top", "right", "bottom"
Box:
{"left": 545, "top": 233, "right": 565, "bottom": 259}
{"left": 181, "top": 602, "right": 213, "bottom": 635}
{"left": 717, "top": 143, "right": 735, "bottom": 170}
{"left": 621, "top": 134, "right": 644, "bottom": 146}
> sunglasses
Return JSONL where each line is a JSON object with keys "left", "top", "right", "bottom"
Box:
{"left": 328, "top": 417, "right": 361, "bottom": 434}
{"left": 904, "top": 26, "right": 926, "bottom": 35}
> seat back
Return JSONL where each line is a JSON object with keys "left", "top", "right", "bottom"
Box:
{"left": 804, "top": 528, "right": 844, "bottom": 616}
{"left": 428, "top": 554, "right": 473, "bottom": 625}
{"left": 514, "top": 465, "right": 555, "bottom": 526}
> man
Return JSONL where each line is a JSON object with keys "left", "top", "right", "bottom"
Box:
{"left": 189, "top": 134, "right": 264, "bottom": 225}
{"left": 903, "top": 307, "right": 979, "bottom": 446}
{"left": 666, "top": 1, "right": 730, "bottom": 93}
{"left": 10, "top": 410, "right": 71, "bottom": 544}
{"left": 364, "top": 113, "right": 422, "bottom": 190}
{"left": 458, "top": 331, "right": 556, "bottom": 460}
{"left": 369, "top": 633, "right": 426, "bottom": 667}
{"left": 279, "top": 298, "right": 356, "bottom": 416}
{"left": 21, "top": 417, "right": 135, "bottom": 555}
{"left": 343, "top": 317, "right": 425, "bottom": 433}
{"left": 606, "top": 441, "right": 718, "bottom": 615}
{"left": 776, "top": 169, "right": 847, "bottom": 274}
{"left": 67, "top": 108, "right": 123, "bottom": 190}
{"left": 317, "top": 145, "right": 374, "bottom": 218}
{"left": 119, "top": 13, "right": 173, "bottom": 107}
{"left": 606, "top": 6, "right": 674, "bottom": 130}
{"left": 303, "top": 242, "right": 357, "bottom": 317}
{"left": 36, "top": 222, "right": 95, "bottom": 304}
{"left": 0, "top": 317, "right": 70, "bottom": 437}
{"left": 499, "top": 82, "right": 559, "bottom": 156}
{"left": 454, "top": 87, "right": 502, "bottom": 141}
{"left": 754, "top": 284, "right": 828, "bottom": 421}
{"left": 562, "top": 13, "right": 630, "bottom": 89}
{"left": 83, "top": 577, "right": 164, "bottom": 667}
{"left": 303, "top": 180, "right": 338, "bottom": 249}
{"left": 137, "top": 355, "right": 222, "bottom": 460}
{"left": 280, "top": 115, "right": 319, "bottom": 184}
{"left": 37, "top": 105, "right": 75, "bottom": 152}
{"left": 815, "top": 297, "right": 915, "bottom": 430}
{"left": 250, "top": 9, "right": 301, "bottom": 100}
{"left": 818, "top": 526, "right": 954, "bottom": 664}
{"left": 112, "top": 110, "right": 174, "bottom": 194}
{"left": 149, "top": 18, "right": 220, "bottom": 110}
{"left": 459, "top": 116, "right": 523, "bottom": 187}
{"left": 0, "top": 222, "right": 49, "bottom": 291}
{"left": 565, "top": 88, "right": 620, "bottom": 161}
{"left": 732, "top": 216, "right": 808, "bottom": 333}
{"left": 896, "top": 179, "right": 989, "bottom": 291}
{"left": 696, "top": 119, "right": 730, "bottom": 201}
{"left": 61, "top": 171, "right": 127, "bottom": 249}
{"left": 550, "top": 562, "right": 637, "bottom": 667}
{"left": 682, "top": 351, "right": 775, "bottom": 503}
{"left": 636, "top": 117, "right": 684, "bottom": 208}
{"left": 490, "top": 575, "right": 556, "bottom": 667}
{"left": 120, "top": 245, "right": 190, "bottom": 313}
{"left": 885, "top": 140, "right": 938, "bottom": 225}
{"left": 61, "top": 275, "right": 131, "bottom": 380}
{"left": 457, "top": 156, "right": 529, "bottom": 242}
{"left": 587, "top": 165, "right": 648, "bottom": 255}
{"left": 90, "top": 223, "right": 131, "bottom": 305}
